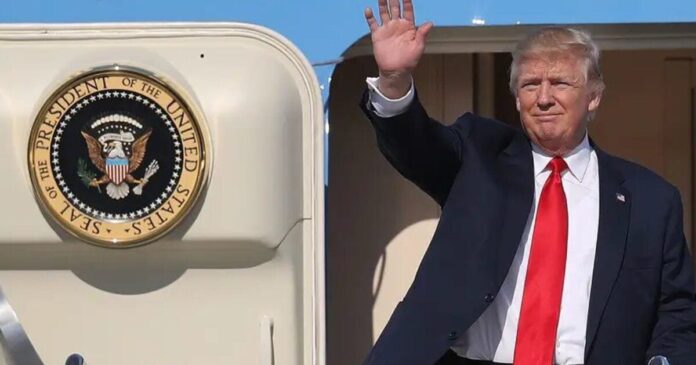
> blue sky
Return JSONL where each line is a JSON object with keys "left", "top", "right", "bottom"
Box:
{"left": 5, "top": 0, "right": 696, "bottom": 65}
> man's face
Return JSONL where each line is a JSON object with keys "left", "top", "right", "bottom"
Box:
{"left": 515, "top": 53, "right": 602, "bottom": 155}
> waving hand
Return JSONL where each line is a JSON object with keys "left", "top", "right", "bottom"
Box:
{"left": 365, "top": 0, "right": 433, "bottom": 99}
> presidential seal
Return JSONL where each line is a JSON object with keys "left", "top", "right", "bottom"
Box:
{"left": 28, "top": 67, "right": 209, "bottom": 248}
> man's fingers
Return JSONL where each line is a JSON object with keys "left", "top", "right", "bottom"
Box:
{"left": 365, "top": 8, "right": 379, "bottom": 32}
{"left": 402, "top": 0, "right": 415, "bottom": 23}
{"left": 377, "top": 0, "right": 390, "bottom": 23}
{"left": 390, "top": 0, "right": 402, "bottom": 20}
{"left": 416, "top": 21, "right": 434, "bottom": 42}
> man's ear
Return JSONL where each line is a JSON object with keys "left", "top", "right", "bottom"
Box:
{"left": 588, "top": 91, "right": 602, "bottom": 113}
{"left": 515, "top": 97, "right": 521, "bottom": 112}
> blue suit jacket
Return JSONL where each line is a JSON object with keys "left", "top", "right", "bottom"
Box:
{"left": 361, "top": 93, "right": 696, "bottom": 365}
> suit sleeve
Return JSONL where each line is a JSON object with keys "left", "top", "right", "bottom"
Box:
{"left": 360, "top": 89, "right": 468, "bottom": 206}
{"left": 647, "top": 188, "right": 696, "bottom": 364}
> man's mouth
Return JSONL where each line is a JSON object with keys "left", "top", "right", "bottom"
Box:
{"left": 534, "top": 113, "right": 562, "bottom": 121}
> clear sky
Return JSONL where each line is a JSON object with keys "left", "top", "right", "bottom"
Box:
{"left": 5, "top": 0, "right": 696, "bottom": 64}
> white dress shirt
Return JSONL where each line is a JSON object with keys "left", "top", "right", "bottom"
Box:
{"left": 367, "top": 78, "right": 600, "bottom": 365}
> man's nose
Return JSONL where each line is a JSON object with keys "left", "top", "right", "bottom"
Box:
{"left": 536, "top": 82, "right": 555, "bottom": 109}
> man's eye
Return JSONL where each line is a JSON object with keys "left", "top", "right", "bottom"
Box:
{"left": 522, "top": 82, "right": 538, "bottom": 89}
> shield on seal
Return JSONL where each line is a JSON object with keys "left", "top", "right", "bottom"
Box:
{"left": 105, "top": 157, "right": 129, "bottom": 185}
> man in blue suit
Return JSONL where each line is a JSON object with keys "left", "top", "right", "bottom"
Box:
{"left": 360, "top": 0, "right": 696, "bottom": 364}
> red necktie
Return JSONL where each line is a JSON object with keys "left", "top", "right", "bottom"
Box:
{"left": 514, "top": 156, "right": 568, "bottom": 365}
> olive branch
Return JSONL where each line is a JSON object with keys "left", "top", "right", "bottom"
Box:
{"left": 77, "top": 158, "right": 101, "bottom": 193}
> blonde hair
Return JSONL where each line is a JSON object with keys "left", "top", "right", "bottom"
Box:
{"left": 509, "top": 27, "right": 605, "bottom": 96}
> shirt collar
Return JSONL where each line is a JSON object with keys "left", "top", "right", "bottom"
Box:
{"left": 531, "top": 132, "right": 592, "bottom": 183}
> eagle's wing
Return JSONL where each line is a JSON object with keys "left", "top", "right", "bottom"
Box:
{"left": 81, "top": 131, "right": 105, "bottom": 173}
{"left": 129, "top": 130, "right": 152, "bottom": 173}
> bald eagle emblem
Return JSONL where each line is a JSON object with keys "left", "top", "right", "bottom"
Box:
{"left": 80, "top": 114, "right": 159, "bottom": 200}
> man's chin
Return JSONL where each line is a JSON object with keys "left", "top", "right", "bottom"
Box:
{"left": 528, "top": 133, "right": 571, "bottom": 154}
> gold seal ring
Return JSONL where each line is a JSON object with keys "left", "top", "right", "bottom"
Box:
{"left": 28, "top": 66, "right": 209, "bottom": 248}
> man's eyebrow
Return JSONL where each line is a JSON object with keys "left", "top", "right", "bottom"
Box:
{"left": 548, "top": 74, "right": 583, "bottom": 83}
{"left": 519, "top": 76, "right": 541, "bottom": 83}
{"left": 547, "top": 75, "right": 569, "bottom": 81}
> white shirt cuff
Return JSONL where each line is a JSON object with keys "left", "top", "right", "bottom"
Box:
{"left": 366, "top": 77, "right": 415, "bottom": 118}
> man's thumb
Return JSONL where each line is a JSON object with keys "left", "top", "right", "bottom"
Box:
{"left": 416, "top": 22, "right": 434, "bottom": 42}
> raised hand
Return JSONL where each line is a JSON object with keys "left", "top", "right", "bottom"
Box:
{"left": 365, "top": 0, "right": 433, "bottom": 99}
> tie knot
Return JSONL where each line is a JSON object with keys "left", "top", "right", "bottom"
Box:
{"left": 548, "top": 156, "right": 568, "bottom": 174}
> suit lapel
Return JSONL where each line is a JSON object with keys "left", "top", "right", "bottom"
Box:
{"left": 584, "top": 146, "right": 631, "bottom": 360}
{"left": 493, "top": 133, "right": 535, "bottom": 285}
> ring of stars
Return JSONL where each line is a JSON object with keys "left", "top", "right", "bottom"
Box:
{"left": 51, "top": 90, "right": 184, "bottom": 220}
